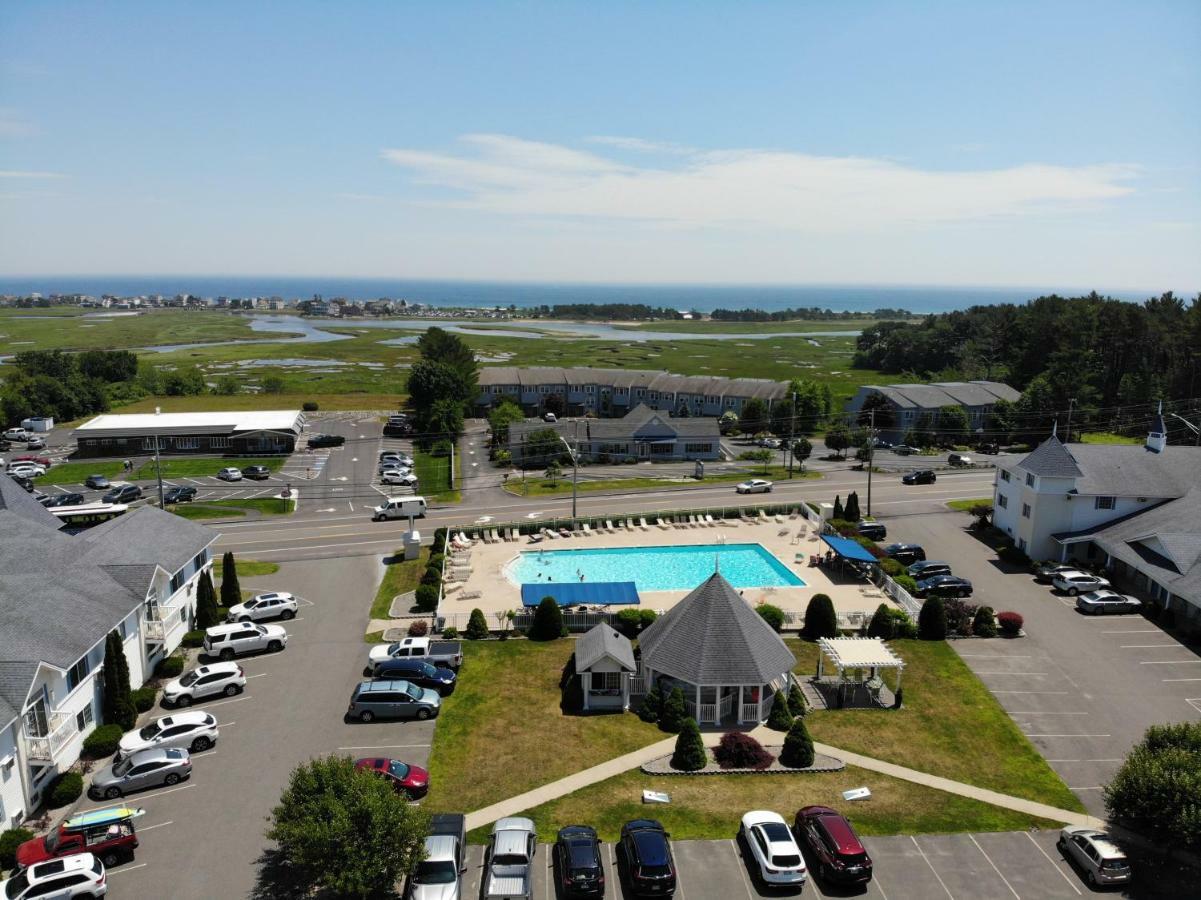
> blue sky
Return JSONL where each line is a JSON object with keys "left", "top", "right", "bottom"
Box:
{"left": 1, "top": 1, "right": 1198, "bottom": 290}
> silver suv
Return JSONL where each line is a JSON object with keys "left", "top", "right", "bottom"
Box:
{"left": 163, "top": 661, "right": 246, "bottom": 706}
{"left": 203, "top": 622, "right": 288, "bottom": 660}
{"left": 89, "top": 747, "right": 192, "bottom": 800}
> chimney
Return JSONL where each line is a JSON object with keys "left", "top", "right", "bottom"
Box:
{"left": 1146, "top": 401, "right": 1167, "bottom": 454}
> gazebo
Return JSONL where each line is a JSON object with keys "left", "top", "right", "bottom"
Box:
{"left": 575, "top": 624, "right": 637, "bottom": 711}
{"left": 636, "top": 573, "right": 797, "bottom": 726}
{"left": 814, "top": 637, "right": 905, "bottom": 708}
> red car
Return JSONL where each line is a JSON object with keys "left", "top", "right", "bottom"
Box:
{"left": 354, "top": 757, "right": 429, "bottom": 799}
{"left": 12, "top": 454, "right": 51, "bottom": 467}
{"left": 793, "top": 806, "right": 873, "bottom": 886}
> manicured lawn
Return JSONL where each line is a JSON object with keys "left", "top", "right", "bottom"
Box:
{"left": 413, "top": 449, "right": 460, "bottom": 503}
{"left": 136, "top": 457, "right": 284, "bottom": 479}
{"left": 171, "top": 504, "right": 246, "bottom": 519}
{"left": 1079, "top": 431, "right": 1142, "bottom": 445}
{"left": 480, "top": 764, "right": 1062, "bottom": 844}
{"left": 169, "top": 497, "right": 294, "bottom": 519}
{"left": 34, "top": 460, "right": 124, "bottom": 485}
{"left": 946, "top": 497, "right": 992, "bottom": 511}
{"left": 214, "top": 558, "right": 279, "bottom": 579}
{"left": 370, "top": 547, "right": 431, "bottom": 619}
{"left": 790, "top": 639, "right": 1085, "bottom": 812}
{"left": 423, "top": 641, "right": 663, "bottom": 816}
{"left": 503, "top": 466, "right": 819, "bottom": 497}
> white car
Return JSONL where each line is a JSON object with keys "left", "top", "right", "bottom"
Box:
{"left": 1075, "top": 590, "right": 1142, "bottom": 615}
{"left": 0, "top": 852, "right": 107, "bottom": 899}
{"left": 216, "top": 467, "right": 243, "bottom": 481}
{"left": 381, "top": 470, "right": 418, "bottom": 486}
{"left": 378, "top": 461, "right": 413, "bottom": 476}
{"left": 118, "top": 710, "right": 219, "bottom": 758}
{"left": 1051, "top": 570, "right": 1112, "bottom": 596}
{"left": 380, "top": 451, "right": 413, "bottom": 466}
{"left": 3, "top": 428, "right": 30, "bottom": 442}
{"left": 203, "top": 622, "right": 288, "bottom": 659}
{"left": 163, "top": 661, "right": 247, "bottom": 706}
{"left": 227, "top": 591, "right": 298, "bottom": 622}
{"left": 1058, "top": 826, "right": 1132, "bottom": 887}
{"left": 736, "top": 479, "right": 774, "bottom": 494}
{"left": 7, "top": 463, "right": 45, "bottom": 478}
{"left": 739, "top": 810, "right": 807, "bottom": 886}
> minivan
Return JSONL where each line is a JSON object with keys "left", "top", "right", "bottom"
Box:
{"left": 347, "top": 679, "right": 441, "bottom": 722}
{"left": 372, "top": 496, "right": 427, "bottom": 521}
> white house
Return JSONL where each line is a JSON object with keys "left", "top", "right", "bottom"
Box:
{"left": 0, "top": 478, "right": 216, "bottom": 826}
{"left": 992, "top": 410, "right": 1201, "bottom": 622}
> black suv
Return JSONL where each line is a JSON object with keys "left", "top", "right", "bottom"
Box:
{"left": 883, "top": 543, "right": 926, "bottom": 565}
{"left": 165, "top": 485, "right": 198, "bottom": 504}
{"left": 307, "top": 433, "right": 345, "bottom": 448}
{"left": 103, "top": 484, "right": 142, "bottom": 504}
{"left": 371, "top": 658, "right": 456, "bottom": 694}
{"left": 907, "top": 560, "right": 952, "bottom": 580}
{"left": 555, "top": 825, "right": 605, "bottom": 898}
{"left": 241, "top": 465, "right": 271, "bottom": 480}
{"left": 619, "top": 819, "right": 676, "bottom": 897}
{"left": 901, "top": 469, "right": 937, "bottom": 485}
{"left": 856, "top": 521, "right": 887, "bottom": 540}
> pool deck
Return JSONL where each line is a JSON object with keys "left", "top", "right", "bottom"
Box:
{"left": 443, "top": 516, "right": 899, "bottom": 625}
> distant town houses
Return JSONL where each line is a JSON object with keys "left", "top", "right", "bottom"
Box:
{"left": 476, "top": 366, "right": 789, "bottom": 419}
{"left": 509, "top": 404, "right": 722, "bottom": 465}
{"left": 845, "top": 380, "right": 1020, "bottom": 441}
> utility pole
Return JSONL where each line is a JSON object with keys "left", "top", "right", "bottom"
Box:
{"left": 1065, "top": 398, "right": 1076, "bottom": 443}
{"left": 153, "top": 433, "right": 165, "bottom": 509}
{"left": 866, "top": 408, "right": 875, "bottom": 518}
{"left": 571, "top": 421, "right": 579, "bottom": 519}
{"left": 787, "top": 390, "right": 797, "bottom": 479}
{"left": 448, "top": 436, "right": 455, "bottom": 490}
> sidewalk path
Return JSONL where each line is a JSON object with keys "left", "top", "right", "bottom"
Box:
{"left": 465, "top": 725, "right": 1104, "bottom": 833}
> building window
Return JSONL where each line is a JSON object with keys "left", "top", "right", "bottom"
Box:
{"left": 210, "top": 437, "right": 231, "bottom": 449}
{"left": 176, "top": 437, "right": 199, "bottom": 449}
{"left": 1095, "top": 496, "right": 1115, "bottom": 510}
{"left": 1000, "top": 469, "right": 1010, "bottom": 482}
{"left": 1018, "top": 538, "right": 1027, "bottom": 551}
{"left": 591, "top": 672, "right": 622, "bottom": 693}
{"left": 650, "top": 443, "right": 673, "bottom": 455}
{"left": 997, "top": 494, "right": 1008, "bottom": 509}
{"left": 1025, "top": 473, "right": 1036, "bottom": 488}
{"left": 1021, "top": 503, "right": 1031, "bottom": 519}
{"left": 75, "top": 703, "right": 93, "bottom": 733}
{"left": 67, "top": 656, "right": 91, "bottom": 692}
{"left": 170, "top": 570, "right": 185, "bottom": 593}
{"left": 684, "top": 443, "right": 712, "bottom": 454}
{"left": 192, "top": 549, "right": 209, "bottom": 571}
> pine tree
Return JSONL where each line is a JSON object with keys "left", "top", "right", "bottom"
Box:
{"left": 465, "top": 608, "right": 490, "bottom": 640}
{"left": 832, "top": 495, "right": 844, "bottom": 520}
{"left": 787, "top": 683, "right": 808, "bottom": 718}
{"left": 918, "top": 597, "right": 948, "bottom": 640}
{"left": 659, "top": 687, "right": 687, "bottom": 733}
{"left": 220, "top": 551, "right": 241, "bottom": 609}
{"left": 844, "top": 491, "right": 860, "bottom": 522}
{"left": 195, "top": 570, "right": 219, "bottom": 629}
{"left": 802, "top": 593, "right": 838, "bottom": 640}
{"left": 779, "top": 718, "right": 816, "bottom": 768}
{"left": 102, "top": 631, "right": 136, "bottom": 730}
{"left": 867, "top": 603, "right": 894, "bottom": 639}
{"left": 528, "top": 596, "right": 565, "bottom": 641}
{"left": 637, "top": 687, "right": 662, "bottom": 724}
{"left": 766, "top": 691, "right": 794, "bottom": 731}
{"left": 670, "top": 718, "right": 707, "bottom": 772}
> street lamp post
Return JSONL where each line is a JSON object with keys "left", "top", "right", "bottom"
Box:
{"left": 557, "top": 426, "right": 579, "bottom": 519}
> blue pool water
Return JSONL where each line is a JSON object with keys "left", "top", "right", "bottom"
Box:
{"left": 506, "top": 543, "right": 804, "bottom": 593}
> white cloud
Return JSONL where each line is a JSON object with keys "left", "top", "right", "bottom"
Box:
{"left": 586, "top": 135, "right": 695, "bottom": 155}
{"left": 0, "top": 109, "right": 39, "bottom": 139}
{"left": 0, "top": 170, "right": 65, "bottom": 179}
{"left": 380, "top": 135, "right": 1139, "bottom": 232}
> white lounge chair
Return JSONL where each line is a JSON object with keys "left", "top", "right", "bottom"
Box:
{"left": 705, "top": 514, "right": 717, "bottom": 527}
{"left": 444, "top": 582, "right": 463, "bottom": 595}
{"left": 582, "top": 522, "right": 593, "bottom": 537}
{"left": 603, "top": 519, "right": 614, "bottom": 533}
{"left": 639, "top": 517, "right": 651, "bottom": 531}
{"left": 625, "top": 519, "right": 635, "bottom": 530}
{"left": 758, "top": 510, "right": 769, "bottom": 522}
{"left": 775, "top": 514, "right": 786, "bottom": 524}
{"left": 491, "top": 528, "right": 502, "bottom": 543}
{"left": 674, "top": 518, "right": 688, "bottom": 529}
{"left": 692, "top": 515, "right": 703, "bottom": 527}
{"left": 543, "top": 528, "right": 558, "bottom": 540}
{"left": 457, "top": 531, "right": 473, "bottom": 545}
{"left": 656, "top": 517, "right": 670, "bottom": 530}
{"left": 618, "top": 519, "right": 629, "bottom": 530}
{"left": 789, "top": 508, "right": 799, "bottom": 519}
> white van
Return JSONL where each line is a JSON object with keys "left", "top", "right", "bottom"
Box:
{"left": 373, "top": 495, "right": 428, "bottom": 521}
{"left": 542, "top": 412, "right": 557, "bottom": 423}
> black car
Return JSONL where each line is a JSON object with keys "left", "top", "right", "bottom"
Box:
{"left": 42, "top": 492, "right": 85, "bottom": 508}
{"left": 102, "top": 484, "right": 142, "bottom": 504}
{"left": 0, "top": 439, "right": 10, "bottom": 452}
{"left": 915, "top": 574, "right": 974, "bottom": 598}
{"left": 856, "top": 521, "right": 887, "bottom": 540}
{"left": 907, "top": 560, "right": 952, "bottom": 580}
{"left": 977, "top": 442, "right": 1001, "bottom": 455}
{"left": 85, "top": 474, "right": 111, "bottom": 490}
{"left": 241, "top": 465, "right": 271, "bottom": 480}
{"left": 371, "top": 658, "right": 456, "bottom": 694}
{"left": 619, "top": 819, "right": 676, "bottom": 897}
{"left": 883, "top": 543, "right": 926, "bottom": 565}
{"left": 892, "top": 444, "right": 918, "bottom": 455}
{"left": 164, "top": 485, "right": 198, "bottom": 504}
{"left": 555, "top": 825, "right": 605, "bottom": 898}
{"left": 902, "top": 469, "right": 937, "bottom": 485}
{"left": 307, "top": 433, "right": 345, "bottom": 448}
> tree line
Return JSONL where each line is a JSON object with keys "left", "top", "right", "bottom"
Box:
{"left": 710, "top": 306, "right": 912, "bottom": 322}
{"left": 1, "top": 349, "right": 138, "bottom": 425}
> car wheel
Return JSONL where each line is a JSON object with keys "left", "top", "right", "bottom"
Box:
{"left": 359, "top": 710, "right": 375, "bottom": 723}
{"left": 102, "top": 850, "right": 120, "bottom": 868}
{"left": 224, "top": 684, "right": 238, "bottom": 696}
{"left": 268, "top": 640, "right": 283, "bottom": 652}
{"left": 104, "top": 786, "right": 122, "bottom": 799}
{"left": 238, "top": 615, "right": 251, "bottom": 623}
{"left": 164, "top": 773, "right": 181, "bottom": 785}
{"left": 281, "top": 609, "right": 295, "bottom": 620}
{"left": 176, "top": 694, "right": 192, "bottom": 707}
{"left": 191, "top": 736, "right": 212, "bottom": 752}
{"left": 220, "top": 648, "right": 235, "bottom": 661}
{"left": 1087, "top": 871, "right": 1097, "bottom": 887}
{"left": 416, "top": 708, "right": 431, "bottom": 720}
{"left": 1068, "top": 588, "right": 1079, "bottom": 597}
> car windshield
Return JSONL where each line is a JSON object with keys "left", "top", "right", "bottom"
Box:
{"left": 254, "top": 624, "right": 267, "bottom": 634}
{"left": 421, "top": 663, "right": 438, "bottom": 677}
{"left": 387, "top": 761, "right": 410, "bottom": 779}
{"left": 244, "top": 599, "right": 259, "bottom": 608}
{"left": 386, "top": 642, "right": 401, "bottom": 655}
{"left": 414, "top": 860, "right": 457, "bottom": 884}
{"left": 113, "top": 757, "right": 134, "bottom": 776}
{"left": 139, "top": 722, "right": 162, "bottom": 739}
{"left": 405, "top": 683, "right": 423, "bottom": 700}
{"left": 180, "top": 671, "right": 200, "bottom": 687}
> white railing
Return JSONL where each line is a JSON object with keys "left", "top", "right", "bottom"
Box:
{"left": 878, "top": 573, "right": 922, "bottom": 618}
{"left": 144, "top": 605, "right": 185, "bottom": 644}
{"left": 684, "top": 698, "right": 696, "bottom": 716}
{"left": 24, "top": 712, "right": 77, "bottom": 761}
{"left": 699, "top": 703, "right": 717, "bottom": 721}
{"left": 718, "top": 693, "right": 735, "bottom": 718}
{"left": 740, "top": 702, "right": 761, "bottom": 722}
{"left": 629, "top": 675, "right": 647, "bottom": 695}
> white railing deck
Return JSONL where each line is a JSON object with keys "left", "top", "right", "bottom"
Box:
{"left": 144, "top": 605, "right": 185, "bottom": 644}
{"left": 740, "top": 702, "right": 761, "bottom": 722}
{"left": 24, "top": 712, "right": 77, "bottom": 761}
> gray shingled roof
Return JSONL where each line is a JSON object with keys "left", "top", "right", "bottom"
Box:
{"left": 76, "top": 506, "right": 217, "bottom": 572}
{"left": 511, "top": 405, "right": 720, "bottom": 443}
{"left": 859, "top": 380, "right": 1018, "bottom": 411}
{"left": 476, "top": 366, "right": 788, "bottom": 401}
{"left": 1019, "top": 437, "right": 1084, "bottom": 478}
{"left": 1068, "top": 445, "right": 1201, "bottom": 497}
{"left": 0, "top": 661, "right": 36, "bottom": 728}
{"left": 576, "top": 624, "right": 636, "bottom": 672}
{"left": 638, "top": 574, "right": 797, "bottom": 685}
{"left": 0, "top": 474, "right": 63, "bottom": 532}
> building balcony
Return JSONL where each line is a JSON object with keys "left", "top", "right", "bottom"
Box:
{"left": 144, "top": 604, "right": 187, "bottom": 646}
{"left": 23, "top": 712, "right": 78, "bottom": 762}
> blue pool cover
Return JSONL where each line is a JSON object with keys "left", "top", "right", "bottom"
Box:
{"left": 520, "top": 581, "right": 641, "bottom": 608}
{"left": 820, "top": 534, "right": 879, "bottom": 563}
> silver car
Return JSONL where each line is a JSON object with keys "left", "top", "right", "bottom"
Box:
{"left": 88, "top": 747, "right": 192, "bottom": 800}
{"left": 1075, "top": 590, "right": 1142, "bottom": 615}
{"left": 1058, "top": 826, "right": 1133, "bottom": 887}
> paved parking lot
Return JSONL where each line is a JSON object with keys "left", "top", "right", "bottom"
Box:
{"left": 881, "top": 512, "right": 1201, "bottom": 818}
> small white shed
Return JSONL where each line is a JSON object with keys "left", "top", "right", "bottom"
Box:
{"left": 576, "top": 624, "right": 637, "bottom": 711}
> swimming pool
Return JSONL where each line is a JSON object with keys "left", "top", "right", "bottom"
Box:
{"left": 506, "top": 543, "right": 804, "bottom": 593}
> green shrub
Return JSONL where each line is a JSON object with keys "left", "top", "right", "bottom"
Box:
{"left": 894, "top": 574, "right": 919, "bottom": 594}
{"left": 779, "top": 718, "right": 816, "bottom": 768}
{"left": 156, "top": 656, "right": 184, "bottom": 678}
{"left": 0, "top": 829, "right": 34, "bottom": 871}
{"left": 639, "top": 609, "right": 658, "bottom": 629}
{"left": 756, "top": 604, "right": 785, "bottom": 632}
{"left": 918, "top": 597, "right": 947, "bottom": 640}
{"left": 867, "top": 603, "right": 894, "bottom": 639}
{"left": 131, "top": 686, "right": 157, "bottom": 712}
{"left": 659, "top": 687, "right": 687, "bottom": 733}
{"left": 432, "top": 528, "right": 448, "bottom": 554}
{"left": 427, "top": 553, "right": 445, "bottom": 573}
{"left": 972, "top": 606, "right": 998, "bottom": 638}
{"left": 420, "top": 565, "right": 442, "bottom": 587}
{"left": 47, "top": 772, "right": 83, "bottom": 808}
{"left": 788, "top": 683, "right": 807, "bottom": 717}
{"left": 407, "top": 620, "right": 429, "bottom": 637}
{"left": 1105, "top": 722, "right": 1201, "bottom": 849}
{"left": 766, "top": 691, "right": 794, "bottom": 731}
{"left": 889, "top": 608, "right": 917, "bottom": 638}
{"left": 465, "top": 608, "right": 490, "bottom": 640}
{"left": 302, "top": 401, "right": 319, "bottom": 411}
{"left": 82, "top": 723, "right": 123, "bottom": 758}
{"left": 441, "top": 626, "right": 459, "bottom": 639}
{"left": 670, "top": 718, "right": 707, "bottom": 772}
{"left": 181, "top": 629, "right": 206, "bottom": 648}
{"left": 614, "top": 607, "right": 645, "bottom": 638}
{"left": 528, "top": 596, "right": 565, "bottom": 641}
{"left": 637, "top": 687, "right": 662, "bottom": 724}
{"left": 414, "top": 584, "right": 439, "bottom": 613}
{"left": 802, "top": 593, "right": 837, "bottom": 640}
{"left": 879, "top": 558, "right": 904, "bottom": 577}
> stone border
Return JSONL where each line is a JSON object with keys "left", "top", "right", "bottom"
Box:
{"left": 641, "top": 747, "right": 844, "bottom": 776}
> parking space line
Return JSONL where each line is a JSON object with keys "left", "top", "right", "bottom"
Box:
{"left": 726, "top": 840, "right": 756, "bottom": 900}
{"left": 909, "top": 837, "right": 954, "bottom": 899}
{"left": 244, "top": 673, "right": 269, "bottom": 679}
{"left": 1165, "top": 678, "right": 1201, "bottom": 682}
{"left": 80, "top": 784, "right": 193, "bottom": 811}
{"left": 989, "top": 690, "right": 1069, "bottom": 694}
{"left": 185, "top": 478, "right": 205, "bottom": 485}
{"left": 204, "top": 695, "right": 252, "bottom": 709}
{"left": 974, "top": 672, "right": 1047, "bottom": 676}
{"left": 1187, "top": 699, "right": 1201, "bottom": 715}
{"left": 967, "top": 834, "right": 1019, "bottom": 899}
{"left": 1024, "top": 832, "right": 1082, "bottom": 896}
{"left": 137, "top": 820, "right": 174, "bottom": 832}
{"left": 1120, "top": 643, "right": 1187, "bottom": 648}
{"left": 336, "top": 743, "right": 432, "bottom": 750}
{"left": 107, "top": 863, "right": 149, "bottom": 876}
{"left": 1141, "top": 660, "right": 1201, "bottom": 665}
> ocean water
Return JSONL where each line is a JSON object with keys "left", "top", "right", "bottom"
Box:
{"left": 0, "top": 277, "right": 1152, "bottom": 314}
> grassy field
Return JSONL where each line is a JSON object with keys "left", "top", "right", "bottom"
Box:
{"left": 423, "top": 641, "right": 663, "bottom": 816}
{"left": 34, "top": 461, "right": 125, "bottom": 485}
{"left": 792, "top": 639, "right": 1084, "bottom": 812}
{"left": 169, "top": 497, "right": 293, "bottom": 519}
{"left": 1079, "top": 431, "right": 1143, "bottom": 445}
{"left": 214, "top": 558, "right": 279, "bottom": 579}
{"left": 135, "top": 456, "right": 284, "bottom": 479}
{"left": 946, "top": 497, "right": 992, "bottom": 511}
{"left": 620, "top": 317, "right": 904, "bottom": 334}
{"left": 413, "top": 449, "right": 460, "bottom": 503}
{"left": 503, "top": 466, "right": 820, "bottom": 497}
{"left": 488, "top": 764, "right": 1062, "bottom": 844}
{"left": 370, "top": 546, "right": 431, "bottom": 619}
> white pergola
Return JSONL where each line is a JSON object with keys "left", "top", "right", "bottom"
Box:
{"left": 816, "top": 637, "right": 905, "bottom": 691}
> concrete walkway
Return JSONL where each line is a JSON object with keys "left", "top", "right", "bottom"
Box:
{"left": 465, "top": 725, "right": 1104, "bottom": 833}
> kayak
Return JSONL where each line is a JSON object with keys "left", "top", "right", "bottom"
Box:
{"left": 64, "top": 806, "right": 145, "bottom": 830}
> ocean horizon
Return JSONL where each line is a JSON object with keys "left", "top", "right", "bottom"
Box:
{"left": 0, "top": 276, "right": 1160, "bottom": 315}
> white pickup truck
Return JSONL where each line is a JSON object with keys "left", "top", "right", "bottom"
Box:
{"left": 367, "top": 636, "right": 464, "bottom": 671}
{"left": 484, "top": 817, "right": 536, "bottom": 900}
